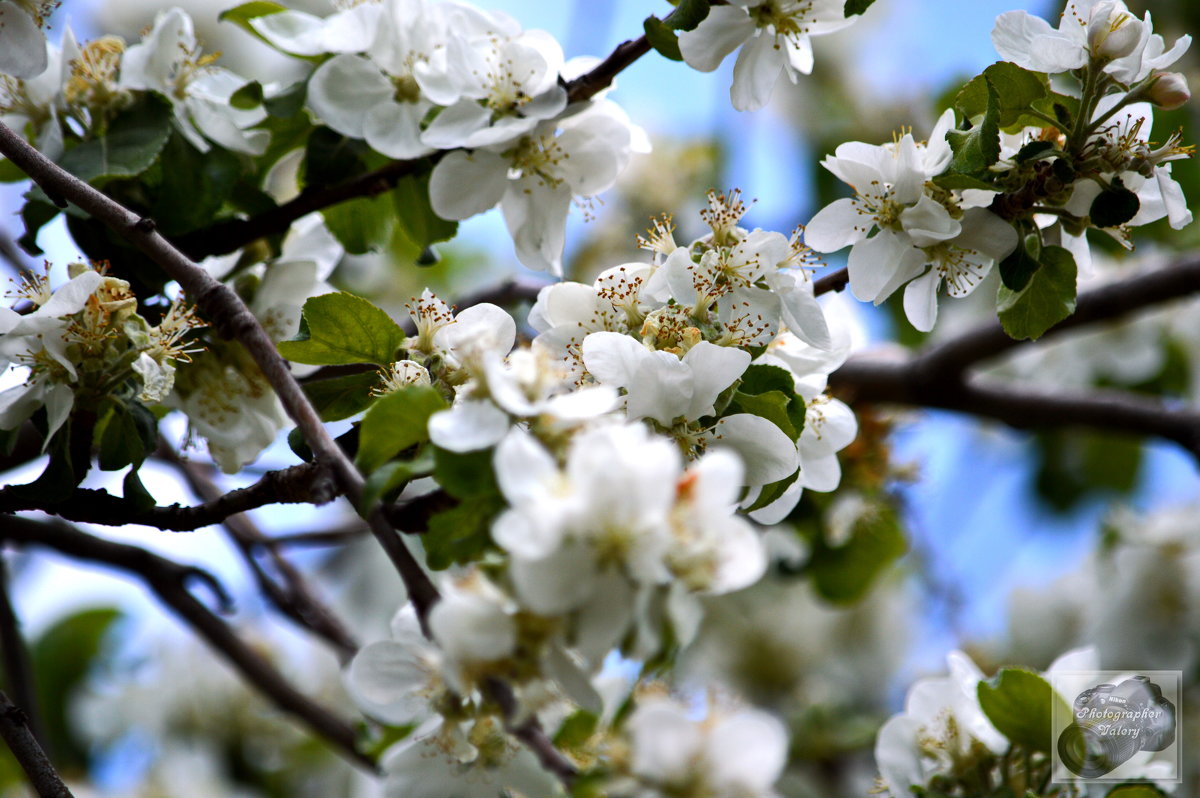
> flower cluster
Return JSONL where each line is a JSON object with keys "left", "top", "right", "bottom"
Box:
{"left": 0, "top": 7, "right": 267, "bottom": 160}
{"left": 0, "top": 262, "right": 201, "bottom": 441}
{"left": 251, "top": 0, "right": 644, "bottom": 275}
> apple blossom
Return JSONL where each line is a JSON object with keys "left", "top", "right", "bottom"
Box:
{"left": 0, "top": 0, "right": 53, "bottom": 79}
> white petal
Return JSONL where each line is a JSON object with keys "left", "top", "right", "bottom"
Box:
{"left": 428, "top": 149, "right": 509, "bottom": 221}
{"left": 681, "top": 342, "right": 750, "bottom": 419}
{"left": 678, "top": 6, "right": 756, "bottom": 72}
{"left": 364, "top": 101, "right": 434, "bottom": 159}
{"left": 0, "top": 5, "right": 47, "bottom": 79}
{"left": 902, "top": 268, "right": 939, "bottom": 333}
{"left": 730, "top": 31, "right": 784, "bottom": 111}
{"left": 307, "top": 54, "right": 395, "bottom": 139}
{"left": 847, "top": 231, "right": 925, "bottom": 304}
{"left": 875, "top": 715, "right": 925, "bottom": 798}
{"left": 805, "top": 198, "right": 869, "bottom": 252}
{"left": 249, "top": 11, "right": 327, "bottom": 56}
{"left": 707, "top": 710, "right": 788, "bottom": 791}
{"left": 706, "top": 413, "right": 798, "bottom": 486}
{"left": 346, "top": 640, "right": 432, "bottom": 725}
{"left": 427, "top": 401, "right": 509, "bottom": 452}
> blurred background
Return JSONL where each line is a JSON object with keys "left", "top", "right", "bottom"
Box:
{"left": 1, "top": 0, "right": 1199, "bottom": 795}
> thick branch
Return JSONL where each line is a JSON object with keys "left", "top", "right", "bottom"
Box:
{"left": 0, "top": 691, "right": 73, "bottom": 798}
{"left": 831, "top": 355, "right": 1200, "bottom": 461}
{"left": 919, "top": 256, "right": 1200, "bottom": 377}
{"left": 0, "top": 516, "right": 374, "bottom": 771}
{"left": 0, "top": 462, "right": 331, "bottom": 531}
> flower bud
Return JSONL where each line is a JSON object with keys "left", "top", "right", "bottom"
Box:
{"left": 1088, "top": 4, "right": 1143, "bottom": 60}
{"left": 1149, "top": 71, "right": 1191, "bottom": 110}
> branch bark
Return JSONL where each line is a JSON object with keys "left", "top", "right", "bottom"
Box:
{"left": 0, "top": 560, "right": 44, "bottom": 753}
{"left": 0, "top": 516, "right": 374, "bottom": 771}
{"left": 0, "top": 691, "right": 73, "bottom": 798}
{"left": 160, "top": 446, "right": 359, "bottom": 661}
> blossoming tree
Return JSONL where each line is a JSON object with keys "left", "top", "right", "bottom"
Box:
{"left": 0, "top": 0, "right": 1197, "bottom": 795}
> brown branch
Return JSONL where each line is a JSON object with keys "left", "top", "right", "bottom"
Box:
{"left": 160, "top": 446, "right": 359, "bottom": 660}
{"left": 813, "top": 266, "right": 849, "bottom": 297}
{"left": 831, "top": 355, "right": 1200, "bottom": 460}
{"left": 0, "top": 461, "right": 332, "bottom": 531}
{"left": 268, "top": 524, "right": 369, "bottom": 548}
{"left": 0, "top": 119, "right": 574, "bottom": 787}
{"left": 918, "top": 255, "right": 1200, "bottom": 377}
{"left": 0, "top": 691, "right": 73, "bottom": 798}
{"left": 0, "top": 118, "right": 439, "bottom": 625}
{"left": 0, "top": 515, "right": 374, "bottom": 771}
{"left": 563, "top": 36, "right": 651, "bottom": 104}
{"left": 0, "top": 560, "right": 44, "bottom": 753}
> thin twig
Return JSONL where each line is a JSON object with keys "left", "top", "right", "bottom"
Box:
{"left": 0, "top": 515, "right": 375, "bottom": 772}
{"left": 160, "top": 444, "right": 359, "bottom": 660}
{"left": 0, "top": 691, "right": 73, "bottom": 798}
{"left": 813, "top": 266, "right": 849, "bottom": 297}
{"left": 0, "top": 559, "right": 44, "bottom": 753}
{"left": 0, "top": 461, "right": 333, "bottom": 531}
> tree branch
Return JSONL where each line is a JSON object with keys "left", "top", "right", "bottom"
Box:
{"left": 813, "top": 266, "right": 849, "bottom": 297}
{"left": 563, "top": 36, "right": 651, "bottom": 104}
{"left": 918, "top": 255, "right": 1200, "bottom": 377}
{"left": 0, "top": 118, "right": 440, "bottom": 626}
{"left": 0, "top": 515, "right": 374, "bottom": 771}
{"left": 0, "top": 461, "right": 332, "bottom": 531}
{"left": 0, "top": 691, "right": 73, "bottom": 798}
{"left": 0, "top": 560, "right": 44, "bottom": 754}
{"left": 160, "top": 446, "right": 359, "bottom": 661}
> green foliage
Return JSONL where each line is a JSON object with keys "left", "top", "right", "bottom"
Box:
{"left": 95, "top": 400, "right": 158, "bottom": 471}
{"left": 1105, "top": 786, "right": 1168, "bottom": 798}
{"left": 1033, "top": 430, "right": 1144, "bottom": 513}
{"left": 729, "top": 363, "right": 806, "bottom": 440}
{"left": 997, "top": 245, "right": 1077, "bottom": 340}
{"left": 218, "top": 2, "right": 322, "bottom": 60}
{"left": 643, "top": 0, "right": 712, "bottom": 61}
{"left": 57, "top": 94, "right": 174, "bottom": 185}
{"left": 322, "top": 193, "right": 398, "bottom": 255}
{"left": 1089, "top": 178, "right": 1140, "bottom": 228}
{"left": 393, "top": 173, "right": 459, "bottom": 250}
{"left": 302, "top": 371, "right": 381, "bottom": 422}
{"left": 955, "top": 62, "right": 1049, "bottom": 132}
{"left": 946, "top": 79, "right": 1001, "bottom": 176}
{"left": 977, "top": 667, "right": 1066, "bottom": 753}
{"left": 277, "top": 292, "right": 407, "bottom": 366}
{"left": 149, "top": 133, "right": 243, "bottom": 235}
{"left": 355, "top": 385, "right": 447, "bottom": 473}
{"left": 997, "top": 230, "right": 1042, "bottom": 292}
{"left": 361, "top": 447, "right": 436, "bottom": 511}
{"left": 434, "top": 447, "right": 499, "bottom": 500}
{"left": 808, "top": 500, "right": 906, "bottom": 603}
{"left": 844, "top": 0, "right": 877, "bottom": 15}
{"left": 230, "top": 81, "right": 264, "bottom": 110}
{"left": 424, "top": 495, "right": 506, "bottom": 570}
{"left": 30, "top": 608, "right": 123, "bottom": 773}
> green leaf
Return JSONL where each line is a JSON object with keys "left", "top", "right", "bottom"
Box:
{"left": 0, "top": 156, "right": 29, "bottom": 183}
{"left": 946, "top": 78, "right": 1001, "bottom": 175}
{"left": 355, "top": 385, "right": 447, "bottom": 473}
{"left": 664, "top": 0, "right": 711, "bottom": 30}
{"left": 977, "top": 668, "right": 1065, "bottom": 753}
{"left": 997, "top": 245, "right": 1077, "bottom": 340}
{"left": 323, "top": 193, "right": 397, "bottom": 254}
{"left": 955, "top": 62, "right": 1049, "bottom": 131}
{"left": 737, "top": 364, "right": 795, "bottom": 396}
{"left": 277, "top": 292, "right": 407, "bottom": 366}
{"left": 122, "top": 468, "right": 157, "bottom": 511}
{"left": 424, "top": 496, "right": 505, "bottom": 570}
{"left": 844, "top": 0, "right": 877, "bottom": 15}
{"left": 731, "top": 390, "right": 797, "bottom": 440}
{"left": 1089, "top": 180, "right": 1140, "bottom": 227}
{"left": 931, "top": 172, "right": 998, "bottom": 191}
{"left": 1014, "top": 140, "right": 1055, "bottom": 163}
{"left": 302, "top": 371, "right": 381, "bottom": 422}
{"left": 57, "top": 94, "right": 173, "bottom": 184}
{"left": 434, "top": 447, "right": 499, "bottom": 499}
{"left": 644, "top": 16, "right": 682, "bottom": 61}
{"left": 361, "top": 447, "right": 436, "bottom": 511}
{"left": 393, "top": 173, "right": 459, "bottom": 249}
{"left": 303, "top": 126, "right": 372, "bottom": 190}
{"left": 1105, "top": 786, "right": 1168, "bottom": 798}
{"left": 554, "top": 710, "right": 599, "bottom": 748}
{"left": 17, "top": 199, "right": 59, "bottom": 255}
{"left": 810, "top": 501, "right": 906, "bottom": 603}
{"left": 745, "top": 470, "right": 800, "bottom": 513}
{"left": 150, "top": 132, "right": 242, "bottom": 235}
{"left": 96, "top": 401, "right": 157, "bottom": 471}
{"left": 229, "top": 80, "right": 264, "bottom": 110}
{"left": 264, "top": 80, "right": 308, "bottom": 118}
{"left": 218, "top": 2, "right": 322, "bottom": 60}
{"left": 998, "top": 233, "right": 1041, "bottom": 292}
{"left": 32, "top": 608, "right": 122, "bottom": 771}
